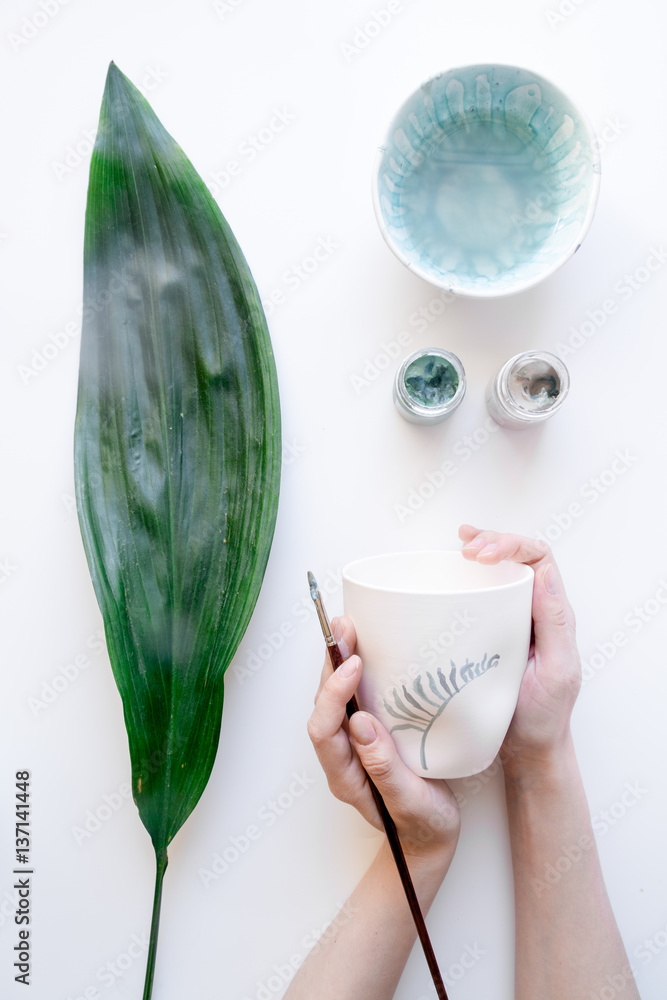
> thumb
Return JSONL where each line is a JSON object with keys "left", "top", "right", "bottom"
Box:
{"left": 348, "top": 712, "right": 461, "bottom": 854}
{"left": 348, "top": 712, "right": 422, "bottom": 818}
{"left": 532, "top": 563, "right": 578, "bottom": 669}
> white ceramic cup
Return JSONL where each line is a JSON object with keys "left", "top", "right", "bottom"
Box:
{"left": 342, "top": 551, "right": 534, "bottom": 779}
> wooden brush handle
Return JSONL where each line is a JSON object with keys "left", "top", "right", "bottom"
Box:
{"left": 328, "top": 645, "right": 449, "bottom": 1000}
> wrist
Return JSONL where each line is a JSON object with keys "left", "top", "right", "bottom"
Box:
{"left": 377, "top": 835, "right": 457, "bottom": 897}
{"left": 501, "top": 728, "right": 578, "bottom": 791}
{"left": 399, "top": 812, "right": 461, "bottom": 874}
{"left": 405, "top": 831, "right": 459, "bottom": 871}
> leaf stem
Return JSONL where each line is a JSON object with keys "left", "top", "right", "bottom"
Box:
{"left": 142, "top": 847, "right": 168, "bottom": 1000}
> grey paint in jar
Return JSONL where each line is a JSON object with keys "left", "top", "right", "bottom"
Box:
{"left": 486, "top": 351, "right": 570, "bottom": 429}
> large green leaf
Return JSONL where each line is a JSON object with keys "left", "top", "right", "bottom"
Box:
{"left": 74, "top": 62, "right": 281, "bottom": 996}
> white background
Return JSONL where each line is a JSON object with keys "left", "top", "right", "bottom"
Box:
{"left": 1, "top": 0, "right": 666, "bottom": 998}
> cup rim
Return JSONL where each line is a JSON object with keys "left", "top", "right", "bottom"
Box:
{"left": 342, "top": 549, "right": 535, "bottom": 595}
{"left": 371, "top": 61, "right": 602, "bottom": 298}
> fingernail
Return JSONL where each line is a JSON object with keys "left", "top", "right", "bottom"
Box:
{"left": 332, "top": 618, "right": 350, "bottom": 660}
{"left": 350, "top": 714, "right": 376, "bottom": 746}
{"left": 544, "top": 564, "right": 558, "bottom": 595}
{"left": 462, "top": 536, "right": 485, "bottom": 551}
{"left": 340, "top": 655, "right": 358, "bottom": 678}
{"left": 478, "top": 543, "right": 497, "bottom": 558}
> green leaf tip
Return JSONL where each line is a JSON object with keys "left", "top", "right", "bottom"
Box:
{"left": 103, "top": 59, "right": 130, "bottom": 92}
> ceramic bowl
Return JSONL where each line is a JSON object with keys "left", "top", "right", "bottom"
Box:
{"left": 342, "top": 551, "right": 534, "bottom": 779}
{"left": 372, "top": 64, "right": 601, "bottom": 297}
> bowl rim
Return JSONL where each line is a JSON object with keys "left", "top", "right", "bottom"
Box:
{"left": 371, "top": 61, "right": 602, "bottom": 299}
{"left": 342, "top": 549, "right": 535, "bottom": 595}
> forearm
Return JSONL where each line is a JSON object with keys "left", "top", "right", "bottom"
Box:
{"left": 285, "top": 839, "right": 455, "bottom": 1000}
{"left": 504, "top": 733, "right": 639, "bottom": 1000}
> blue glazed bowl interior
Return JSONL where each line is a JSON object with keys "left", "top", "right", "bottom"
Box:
{"left": 374, "top": 65, "right": 600, "bottom": 297}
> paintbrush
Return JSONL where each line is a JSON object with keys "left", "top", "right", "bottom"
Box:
{"left": 308, "top": 571, "right": 449, "bottom": 1000}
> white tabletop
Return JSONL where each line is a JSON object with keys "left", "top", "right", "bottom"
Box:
{"left": 1, "top": 1, "right": 666, "bottom": 997}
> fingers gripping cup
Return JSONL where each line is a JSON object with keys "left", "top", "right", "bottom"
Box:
{"left": 342, "top": 552, "right": 534, "bottom": 779}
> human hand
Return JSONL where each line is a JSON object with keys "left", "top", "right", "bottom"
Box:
{"left": 307, "top": 616, "right": 460, "bottom": 866}
{"left": 459, "top": 525, "right": 581, "bottom": 774}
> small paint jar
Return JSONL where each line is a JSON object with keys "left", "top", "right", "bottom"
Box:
{"left": 393, "top": 348, "right": 466, "bottom": 425}
{"left": 486, "top": 351, "right": 570, "bottom": 429}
